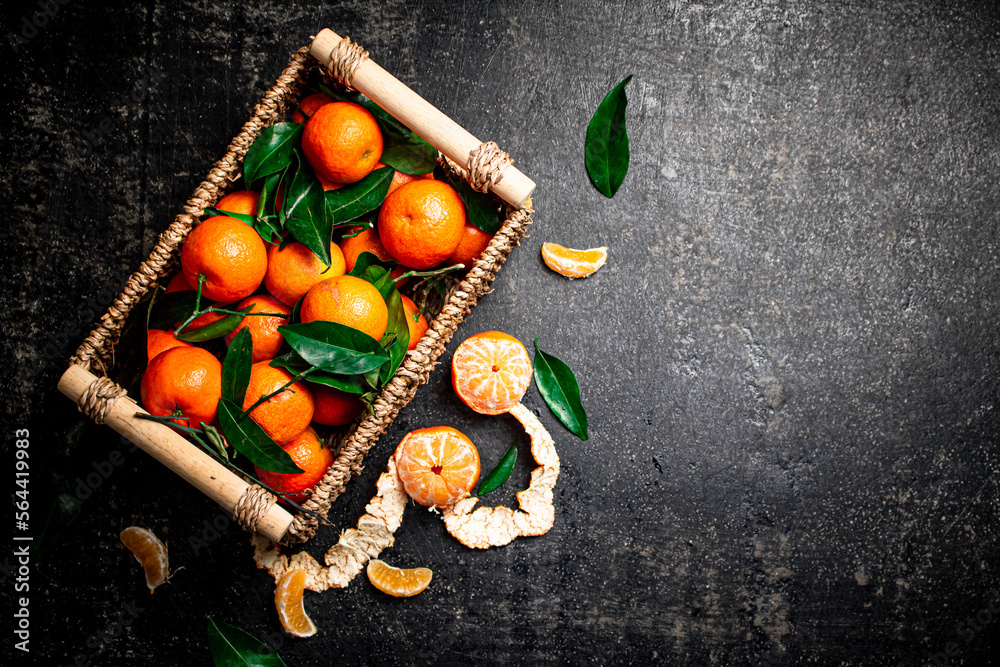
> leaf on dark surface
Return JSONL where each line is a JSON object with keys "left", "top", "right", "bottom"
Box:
{"left": 244, "top": 122, "right": 303, "bottom": 185}
{"left": 279, "top": 321, "right": 389, "bottom": 375}
{"left": 434, "top": 165, "right": 502, "bottom": 234}
{"left": 217, "top": 399, "right": 302, "bottom": 474}
{"left": 477, "top": 439, "right": 518, "bottom": 496}
{"left": 585, "top": 74, "right": 633, "bottom": 198}
{"left": 221, "top": 328, "right": 253, "bottom": 405}
{"left": 283, "top": 151, "right": 331, "bottom": 265}
{"left": 207, "top": 618, "right": 287, "bottom": 667}
{"left": 175, "top": 305, "right": 253, "bottom": 343}
{"left": 532, "top": 339, "right": 589, "bottom": 440}
{"left": 325, "top": 166, "right": 393, "bottom": 224}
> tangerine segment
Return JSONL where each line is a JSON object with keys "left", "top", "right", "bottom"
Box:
{"left": 451, "top": 331, "right": 533, "bottom": 415}
{"left": 394, "top": 427, "right": 480, "bottom": 508}
{"left": 120, "top": 527, "right": 169, "bottom": 593}
{"left": 367, "top": 560, "right": 432, "bottom": 598}
{"left": 443, "top": 402, "right": 560, "bottom": 549}
{"left": 541, "top": 243, "right": 609, "bottom": 279}
{"left": 274, "top": 569, "right": 317, "bottom": 638}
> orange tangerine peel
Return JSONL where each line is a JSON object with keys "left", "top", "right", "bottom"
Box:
{"left": 120, "top": 526, "right": 169, "bottom": 593}
{"left": 443, "top": 402, "right": 560, "bottom": 549}
{"left": 541, "top": 242, "right": 608, "bottom": 278}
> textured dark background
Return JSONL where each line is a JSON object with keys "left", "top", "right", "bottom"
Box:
{"left": 2, "top": 1, "right": 999, "bottom": 665}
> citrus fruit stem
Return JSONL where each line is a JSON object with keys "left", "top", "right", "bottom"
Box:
{"left": 240, "top": 368, "right": 315, "bottom": 421}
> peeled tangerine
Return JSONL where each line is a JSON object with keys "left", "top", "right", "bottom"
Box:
{"left": 541, "top": 242, "right": 608, "bottom": 279}
{"left": 120, "top": 527, "right": 169, "bottom": 593}
{"left": 275, "top": 569, "right": 317, "bottom": 638}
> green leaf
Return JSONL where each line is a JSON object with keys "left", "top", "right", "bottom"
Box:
{"left": 221, "top": 328, "right": 253, "bottom": 405}
{"left": 585, "top": 74, "right": 633, "bottom": 198}
{"left": 325, "top": 166, "right": 394, "bottom": 224}
{"left": 283, "top": 151, "right": 331, "bottom": 265}
{"left": 175, "top": 306, "right": 254, "bottom": 343}
{"left": 477, "top": 439, "right": 518, "bottom": 496}
{"left": 244, "top": 122, "right": 303, "bottom": 185}
{"left": 279, "top": 321, "right": 389, "bottom": 374}
{"left": 207, "top": 618, "right": 287, "bottom": 667}
{"left": 348, "top": 251, "right": 395, "bottom": 278}
{"left": 149, "top": 289, "right": 199, "bottom": 330}
{"left": 270, "top": 352, "right": 367, "bottom": 395}
{"left": 203, "top": 208, "right": 256, "bottom": 227}
{"left": 217, "top": 399, "right": 302, "bottom": 474}
{"left": 434, "top": 165, "right": 502, "bottom": 234}
{"left": 532, "top": 339, "right": 589, "bottom": 440}
{"left": 356, "top": 265, "right": 409, "bottom": 384}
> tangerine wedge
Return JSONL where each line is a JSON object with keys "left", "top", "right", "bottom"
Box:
{"left": 541, "top": 242, "right": 608, "bottom": 278}
{"left": 275, "top": 569, "right": 317, "bottom": 638}
{"left": 120, "top": 526, "right": 169, "bottom": 593}
{"left": 395, "top": 426, "right": 480, "bottom": 508}
{"left": 452, "top": 331, "right": 532, "bottom": 415}
{"left": 367, "top": 560, "right": 433, "bottom": 598}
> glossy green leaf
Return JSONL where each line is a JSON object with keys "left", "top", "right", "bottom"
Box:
{"left": 357, "top": 265, "right": 409, "bottom": 384}
{"left": 149, "top": 289, "right": 199, "bottom": 330}
{"left": 221, "top": 328, "right": 253, "bottom": 405}
{"left": 203, "top": 208, "right": 256, "bottom": 227}
{"left": 256, "top": 169, "right": 287, "bottom": 242}
{"left": 217, "top": 398, "right": 302, "bottom": 474}
{"left": 585, "top": 74, "right": 633, "bottom": 198}
{"left": 175, "top": 305, "right": 253, "bottom": 343}
{"left": 325, "top": 166, "right": 394, "bottom": 224}
{"left": 434, "top": 165, "right": 502, "bottom": 234}
{"left": 283, "top": 151, "right": 331, "bottom": 265}
{"left": 207, "top": 618, "right": 286, "bottom": 667}
{"left": 279, "top": 321, "right": 389, "bottom": 374}
{"left": 477, "top": 439, "right": 518, "bottom": 496}
{"left": 270, "top": 352, "right": 367, "bottom": 395}
{"left": 244, "top": 122, "right": 303, "bottom": 185}
{"left": 532, "top": 339, "right": 589, "bottom": 440}
{"left": 348, "top": 250, "right": 396, "bottom": 278}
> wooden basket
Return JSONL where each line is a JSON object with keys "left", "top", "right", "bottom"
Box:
{"left": 57, "top": 29, "right": 534, "bottom": 546}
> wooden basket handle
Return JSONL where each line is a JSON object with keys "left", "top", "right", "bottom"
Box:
{"left": 310, "top": 28, "right": 536, "bottom": 209}
{"left": 58, "top": 365, "right": 294, "bottom": 543}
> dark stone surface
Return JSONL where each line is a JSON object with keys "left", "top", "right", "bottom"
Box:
{"left": 2, "top": 1, "right": 999, "bottom": 665}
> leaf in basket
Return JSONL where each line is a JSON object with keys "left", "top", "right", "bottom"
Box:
{"left": 283, "top": 151, "right": 331, "bottom": 265}
{"left": 203, "top": 208, "right": 256, "bottom": 227}
{"left": 433, "top": 165, "right": 502, "bottom": 234}
{"left": 217, "top": 398, "right": 302, "bottom": 474}
{"left": 532, "top": 339, "right": 589, "bottom": 440}
{"left": 149, "top": 290, "right": 199, "bottom": 330}
{"left": 257, "top": 168, "right": 286, "bottom": 241}
{"left": 325, "top": 166, "right": 394, "bottom": 224}
{"left": 113, "top": 288, "right": 157, "bottom": 396}
{"left": 357, "top": 264, "right": 409, "bottom": 383}
{"left": 207, "top": 618, "right": 288, "bottom": 667}
{"left": 221, "top": 328, "right": 253, "bottom": 405}
{"left": 244, "top": 121, "right": 303, "bottom": 185}
{"left": 348, "top": 250, "right": 396, "bottom": 278}
{"left": 477, "top": 438, "right": 518, "bottom": 496}
{"left": 270, "top": 351, "right": 368, "bottom": 395}
{"left": 279, "top": 321, "right": 389, "bottom": 375}
{"left": 175, "top": 306, "right": 254, "bottom": 343}
{"left": 585, "top": 74, "right": 633, "bottom": 198}
{"left": 318, "top": 84, "right": 436, "bottom": 175}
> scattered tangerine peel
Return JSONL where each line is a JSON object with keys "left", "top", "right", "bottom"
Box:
{"left": 541, "top": 242, "right": 608, "bottom": 279}
{"left": 442, "top": 402, "right": 560, "bottom": 549}
{"left": 120, "top": 526, "right": 169, "bottom": 593}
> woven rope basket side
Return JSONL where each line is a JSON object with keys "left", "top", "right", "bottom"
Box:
{"left": 67, "top": 43, "right": 532, "bottom": 546}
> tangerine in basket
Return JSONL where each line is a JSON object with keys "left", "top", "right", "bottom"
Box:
{"left": 300, "top": 274, "right": 388, "bottom": 341}
{"left": 141, "top": 346, "right": 222, "bottom": 428}
{"left": 401, "top": 295, "right": 428, "bottom": 351}
{"left": 264, "top": 240, "right": 347, "bottom": 307}
{"left": 274, "top": 569, "right": 316, "bottom": 638}
{"left": 292, "top": 92, "right": 331, "bottom": 123}
{"left": 377, "top": 161, "right": 434, "bottom": 196}
{"left": 339, "top": 226, "right": 411, "bottom": 282}
{"left": 394, "top": 426, "right": 480, "bottom": 508}
{"left": 215, "top": 190, "right": 259, "bottom": 216}
{"left": 224, "top": 295, "right": 292, "bottom": 362}
{"left": 311, "top": 384, "right": 364, "bottom": 427}
{"left": 446, "top": 223, "right": 493, "bottom": 270}
{"left": 367, "top": 560, "right": 433, "bottom": 598}
{"left": 146, "top": 329, "right": 192, "bottom": 362}
{"left": 180, "top": 216, "right": 267, "bottom": 303}
{"left": 378, "top": 180, "right": 466, "bottom": 270}
{"left": 120, "top": 526, "right": 169, "bottom": 593}
{"left": 302, "top": 101, "right": 383, "bottom": 184}
{"left": 242, "top": 362, "right": 314, "bottom": 444}
{"left": 165, "top": 271, "right": 192, "bottom": 293}
{"left": 254, "top": 426, "right": 333, "bottom": 503}
{"left": 452, "top": 331, "right": 532, "bottom": 415}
